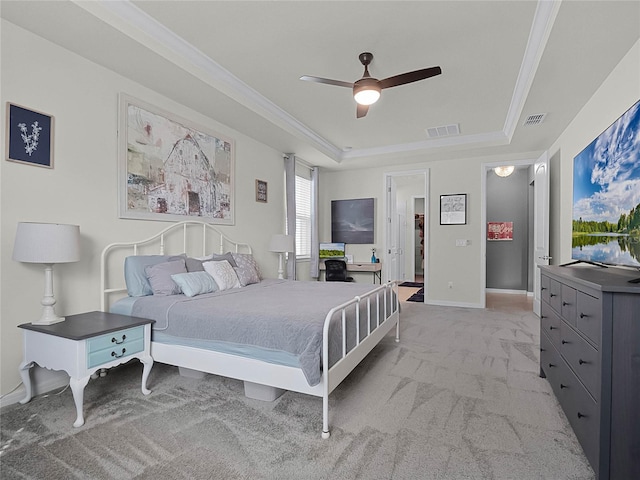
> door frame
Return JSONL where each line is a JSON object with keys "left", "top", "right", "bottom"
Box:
{"left": 383, "top": 169, "right": 429, "bottom": 299}
{"left": 480, "top": 155, "right": 549, "bottom": 310}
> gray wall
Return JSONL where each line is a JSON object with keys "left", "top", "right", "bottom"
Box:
{"left": 486, "top": 168, "right": 531, "bottom": 290}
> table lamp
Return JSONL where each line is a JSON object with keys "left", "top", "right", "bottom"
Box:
{"left": 12, "top": 222, "right": 81, "bottom": 325}
{"left": 269, "top": 234, "right": 294, "bottom": 280}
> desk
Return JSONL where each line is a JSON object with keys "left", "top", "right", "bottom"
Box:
{"left": 18, "top": 311, "right": 154, "bottom": 427}
{"left": 320, "top": 262, "right": 382, "bottom": 284}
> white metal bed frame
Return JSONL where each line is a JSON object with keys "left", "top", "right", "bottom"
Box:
{"left": 100, "top": 221, "right": 400, "bottom": 438}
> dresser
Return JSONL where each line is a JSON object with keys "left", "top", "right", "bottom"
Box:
{"left": 18, "top": 311, "right": 154, "bottom": 427}
{"left": 539, "top": 266, "right": 640, "bottom": 480}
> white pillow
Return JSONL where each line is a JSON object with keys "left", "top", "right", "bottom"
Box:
{"left": 203, "top": 260, "right": 241, "bottom": 291}
{"left": 171, "top": 271, "right": 218, "bottom": 297}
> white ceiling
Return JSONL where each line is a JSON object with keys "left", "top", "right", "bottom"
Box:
{"left": 2, "top": 1, "right": 639, "bottom": 170}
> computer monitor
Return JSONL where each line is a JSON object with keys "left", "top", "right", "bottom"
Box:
{"left": 319, "top": 242, "right": 345, "bottom": 259}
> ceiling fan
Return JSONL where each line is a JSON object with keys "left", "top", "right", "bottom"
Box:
{"left": 300, "top": 52, "right": 441, "bottom": 118}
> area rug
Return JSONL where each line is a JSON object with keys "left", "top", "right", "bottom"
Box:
{"left": 406, "top": 287, "right": 424, "bottom": 302}
{"left": 398, "top": 281, "right": 423, "bottom": 288}
{"left": 0, "top": 301, "right": 594, "bottom": 480}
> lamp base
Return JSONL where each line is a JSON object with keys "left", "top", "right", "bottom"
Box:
{"left": 32, "top": 305, "right": 65, "bottom": 325}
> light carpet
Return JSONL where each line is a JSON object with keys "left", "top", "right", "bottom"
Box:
{"left": 0, "top": 300, "right": 594, "bottom": 479}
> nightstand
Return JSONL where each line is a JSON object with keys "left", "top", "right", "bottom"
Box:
{"left": 18, "top": 311, "right": 155, "bottom": 427}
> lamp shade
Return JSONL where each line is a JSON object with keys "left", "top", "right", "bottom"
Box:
{"left": 269, "top": 234, "right": 294, "bottom": 253}
{"left": 13, "top": 222, "right": 81, "bottom": 264}
{"left": 353, "top": 79, "right": 381, "bottom": 106}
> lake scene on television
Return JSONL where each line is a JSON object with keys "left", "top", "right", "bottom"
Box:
{"left": 572, "top": 99, "right": 640, "bottom": 267}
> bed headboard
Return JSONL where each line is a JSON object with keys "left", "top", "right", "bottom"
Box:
{"left": 101, "top": 221, "right": 252, "bottom": 311}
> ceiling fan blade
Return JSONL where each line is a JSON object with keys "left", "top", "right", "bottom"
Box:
{"left": 356, "top": 103, "right": 369, "bottom": 119}
{"left": 378, "top": 66, "right": 442, "bottom": 90}
{"left": 300, "top": 75, "right": 354, "bottom": 88}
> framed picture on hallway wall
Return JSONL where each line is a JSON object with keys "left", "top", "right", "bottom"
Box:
{"left": 440, "top": 193, "right": 466, "bottom": 225}
{"left": 5, "top": 102, "right": 54, "bottom": 168}
{"left": 118, "top": 94, "right": 235, "bottom": 224}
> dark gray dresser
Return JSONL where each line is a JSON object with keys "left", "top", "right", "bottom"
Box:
{"left": 539, "top": 265, "right": 640, "bottom": 480}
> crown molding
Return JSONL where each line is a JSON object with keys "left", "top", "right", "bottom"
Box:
{"left": 74, "top": 0, "right": 559, "bottom": 164}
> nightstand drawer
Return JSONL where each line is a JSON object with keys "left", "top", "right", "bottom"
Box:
{"left": 561, "top": 284, "right": 577, "bottom": 327}
{"left": 87, "top": 337, "right": 144, "bottom": 369}
{"left": 87, "top": 326, "right": 144, "bottom": 353}
{"left": 548, "top": 278, "right": 562, "bottom": 314}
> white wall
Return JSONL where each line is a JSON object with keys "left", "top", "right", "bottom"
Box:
{"left": 0, "top": 22, "right": 286, "bottom": 399}
{"left": 548, "top": 39, "right": 640, "bottom": 265}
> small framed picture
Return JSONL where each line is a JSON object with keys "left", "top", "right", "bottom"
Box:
{"left": 5, "top": 103, "right": 54, "bottom": 168}
{"left": 440, "top": 193, "right": 467, "bottom": 225}
{"left": 256, "top": 179, "right": 267, "bottom": 203}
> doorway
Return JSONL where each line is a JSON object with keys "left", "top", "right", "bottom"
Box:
{"left": 481, "top": 153, "right": 549, "bottom": 312}
{"left": 384, "top": 170, "right": 429, "bottom": 297}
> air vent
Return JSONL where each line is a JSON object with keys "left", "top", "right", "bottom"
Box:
{"left": 425, "top": 123, "right": 460, "bottom": 138}
{"left": 523, "top": 113, "right": 547, "bottom": 126}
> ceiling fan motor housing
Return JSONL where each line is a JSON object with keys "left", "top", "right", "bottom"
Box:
{"left": 353, "top": 77, "right": 381, "bottom": 105}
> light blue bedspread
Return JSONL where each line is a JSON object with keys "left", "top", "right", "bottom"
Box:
{"left": 128, "top": 279, "right": 390, "bottom": 386}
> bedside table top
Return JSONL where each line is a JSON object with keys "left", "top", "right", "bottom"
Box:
{"left": 18, "top": 311, "right": 155, "bottom": 340}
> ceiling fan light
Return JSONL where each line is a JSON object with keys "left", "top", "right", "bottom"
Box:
{"left": 494, "top": 166, "right": 515, "bottom": 177}
{"left": 353, "top": 80, "right": 381, "bottom": 106}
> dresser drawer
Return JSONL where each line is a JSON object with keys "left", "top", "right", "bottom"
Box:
{"left": 559, "top": 321, "right": 600, "bottom": 401}
{"left": 87, "top": 337, "right": 144, "bottom": 369}
{"left": 540, "top": 331, "right": 562, "bottom": 388}
{"left": 557, "top": 366, "right": 600, "bottom": 474}
{"left": 541, "top": 275, "right": 550, "bottom": 304}
{"left": 548, "top": 278, "right": 562, "bottom": 314}
{"left": 561, "top": 284, "right": 577, "bottom": 327}
{"left": 87, "top": 326, "right": 144, "bottom": 353}
{"left": 576, "top": 292, "right": 601, "bottom": 347}
{"left": 541, "top": 302, "right": 562, "bottom": 349}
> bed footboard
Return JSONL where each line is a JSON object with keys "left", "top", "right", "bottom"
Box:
{"left": 321, "top": 281, "right": 400, "bottom": 438}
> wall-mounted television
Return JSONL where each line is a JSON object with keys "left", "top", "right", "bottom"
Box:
{"left": 571, "top": 98, "right": 640, "bottom": 269}
{"left": 319, "top": 242, "right": 346, "bottom": 259}
{"left": 331, "top": 198, "right": 374, "bottom": 244}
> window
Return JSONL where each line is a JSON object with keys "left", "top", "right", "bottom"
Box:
{"left": 295, "top": 175, "right": 311, "bottom": 258}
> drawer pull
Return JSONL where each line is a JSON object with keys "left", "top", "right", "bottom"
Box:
{"left": 561, "top": 340, "right": 569, "bottom": 345}
{"left": 562, "top": 301, "right": 570, "bottom": 306}
{"left": 540, "top": 348, "right": 546, "bottom": 352}
{"left": 578, "top": 359, "right": 589, "bottom": 365}
{"left": 577, "top": 412, "right": 586, "bottom": 419}
{"left": 548, "top": 363, "right": 556, "bottom": 368}
{"left": 560, "top": 383, "right": 568, "bottom": 389}
{"left": 549, "top": 326, "right": 557, "bottom": 330}
{"left": 550, "top": 293, "right": 557, "bottom": 297}
{"left": 111, "top": 335, "right": 127, "bottom": 345}
{"left": 541, "top": 287, "right": 547, "bottom": 291}
{"left": 111, "top": 348, "right": 126, "bottom": 359}
{"left": 579, "top": 313, "right": 588, "bottom": 318}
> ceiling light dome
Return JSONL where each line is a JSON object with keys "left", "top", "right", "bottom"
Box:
{"left": 353, "top": 78, "right": 381, "bottom": 106}
{"left": 494, "top": 166, "right": 515, "bottom": 177}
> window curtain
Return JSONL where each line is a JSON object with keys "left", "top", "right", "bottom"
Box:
{"left": 310, "top": 166, "right": 320, "bottom": 278}
{"left": 284, "top": 154, "right": 297, "bottom": 280}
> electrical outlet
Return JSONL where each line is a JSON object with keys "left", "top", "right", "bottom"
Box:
{"left": 448, "top": 281, "right": 453, "bottom": 289}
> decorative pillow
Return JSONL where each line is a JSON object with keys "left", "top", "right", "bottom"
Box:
{"left": 203, "top": 260, "right": 241, "bottom": 291}
{"left": 232, "top": 253, "right": 262, "bottom": 280}
{"left": 171, "top": 271, "right": 218, "bottom": 297}
{"left": 210, "top": 252, "right": 238, "bottom": 268}
{"left": 234, "top": 266, "right": 261, "bottom": 287}
{"left": 145, "top": 259, "right": 187, "bottom": 296}
{"left": 168, "top": 254, "right": 205, "bottom": 273}
{"left": 124, "top": 255, "right": 171, "bottom": 297}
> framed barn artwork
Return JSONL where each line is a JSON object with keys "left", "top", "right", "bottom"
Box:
{"left": 118, "top": 94, "right": 234, "bottom": 224}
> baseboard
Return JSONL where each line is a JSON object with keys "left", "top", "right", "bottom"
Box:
{"left": 486, "top": 288, "right": 528, "bottom": 295}
{"left": 425, "top": 299, "right": 483, "bottom": 309}
{"left": 0, "top": 376, "right": 69, "bottom": 408}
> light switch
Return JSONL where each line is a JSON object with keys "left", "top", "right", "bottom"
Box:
{"left": 455, "top": 239, "right": 468, "bottom": 247}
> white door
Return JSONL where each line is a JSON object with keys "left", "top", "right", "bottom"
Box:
{"left": 533, "top": 151, "right": 550, "bottom": 315}
{"left": 385, "top": 176, "right": 399, "bottom": 282}
{"left": 397, "top": 203, "right": 407, "bottom": 281}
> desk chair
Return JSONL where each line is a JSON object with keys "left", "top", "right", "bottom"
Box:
{"left": 324, "top": 260, "right": 354, "bottom": 282}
